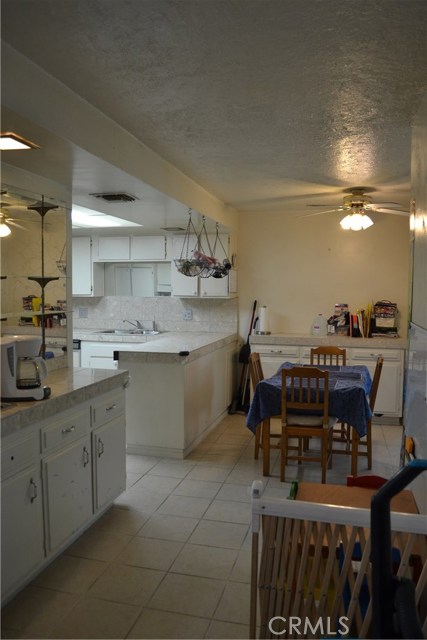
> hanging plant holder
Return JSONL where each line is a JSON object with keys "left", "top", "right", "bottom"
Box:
{"left": 174, "top": 210, "right": 232, "bottom": 278}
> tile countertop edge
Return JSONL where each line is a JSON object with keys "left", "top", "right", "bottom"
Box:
{"left": 1, "top": 368, "right": 129, "bottom": 437}
{"left": 116, "top": 332, "right": 238, "bottom": 364}
{"left": 249, "top": 333, "right": 408, "bottom": 350}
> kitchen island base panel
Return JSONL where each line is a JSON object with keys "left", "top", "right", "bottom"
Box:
{"left": 123, "top": 342, "right": 236, "bottom": 458}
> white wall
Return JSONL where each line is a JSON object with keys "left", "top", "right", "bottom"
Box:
{"left": 237, "top": 210, "right": 410, "bottom": 337}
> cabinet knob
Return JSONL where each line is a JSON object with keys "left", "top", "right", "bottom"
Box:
{"left": 98, "top": 438, "right": 105, "bottom": 458}
{"left": 106, "top": 403, "right": 117, "bottom": 412}
{"left": 82, "top": 446, "right": 90, "bottom": 467}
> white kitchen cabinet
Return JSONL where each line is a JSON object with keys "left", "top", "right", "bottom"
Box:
{"left": 1, "top": 433, "right": 44, "bottom": 600}
{"left": 256, "top": 345, "right": 300, "bottom": 378}
{"left": 350, "top": 348, "right": 404, "bottom": 418}
{"left": 72, "top": 236, "right": 104, "bottom": 296}
{"left": 43, "top": 435, "right": 93, "bottom": 553}
{"left": 92, "top": 416, "right": 126, "bottom": 511}
{"left": 80, "top": 340, "right": 149, "bottom": 369}
{"left": 91, "top": 389, "right": 126, "bottom": 511}
{"left": 97, "top": 236, "right": 130, "bottom": 260}
{"left": 131, "top": 236, "right": 166, "bottom": 260}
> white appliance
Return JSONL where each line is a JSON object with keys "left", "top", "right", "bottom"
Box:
{"left": 1, "top": 335, "right": 51, "bottom": 401}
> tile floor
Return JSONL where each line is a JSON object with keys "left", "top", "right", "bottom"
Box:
{"left": 1, "top": 414, "right": 404, "bottom": 639}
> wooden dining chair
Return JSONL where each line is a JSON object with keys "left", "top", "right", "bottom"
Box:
{"left": 350, "top": 355, "right": 384, "bottom": 476}
{"left": 280, "top": 366, "right": 336, "bottom": 483}
{"left": 248, "top": 352, "right": 281, "bottom": 461}
{"left": 310, "top": 345, "right": 347, "bottom": 366}
{"left": 310, "top": 346, "right": 349, "bottom": 447}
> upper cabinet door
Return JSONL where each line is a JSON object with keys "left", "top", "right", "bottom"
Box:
{"left": 130, "top": 236, "right": 166, "bottom": 260}
{"left": 97, "top": 237, "right": 130, "bottom": 260}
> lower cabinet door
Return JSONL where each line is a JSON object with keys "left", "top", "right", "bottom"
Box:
{"left": 1, "top": 466, "right": 44, "bottom": 599}
{"left": 92, "top": 416, "right": 126, "bottom": 511}
{"left": 43, "top": 436, "right": 93, "bottom": 553}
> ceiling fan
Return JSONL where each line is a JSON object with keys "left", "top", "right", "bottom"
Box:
{"left": 0, "top": 205, "right": 27, "bottom": 236}
{"left": 301, "top": 187, "right": 409, "bottom": 231}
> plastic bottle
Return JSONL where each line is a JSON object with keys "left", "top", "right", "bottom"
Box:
{"left": 311, "top": 313, "right": 327, "bottom": 336}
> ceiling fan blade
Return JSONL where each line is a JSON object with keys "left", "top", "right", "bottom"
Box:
{"left": 372, "top": 201, "right": 405, "bottom": 207}
{"left": 299, "top": 208, "right": 343, "bottom": 218}
{"left": 7, "top": 219, "right": 27, "bottom": 230}
{"left": 307, "top": 204, "right": 341, "bottom": 207}
{"left": 374, "top": 208, "right": 409, "bottom": 216}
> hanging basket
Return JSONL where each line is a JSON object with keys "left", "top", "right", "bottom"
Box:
{"left": 174, "top": 211, "right": 232, "bottom": 278}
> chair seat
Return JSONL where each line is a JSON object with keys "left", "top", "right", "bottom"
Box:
{"left": 286, "top": 413, "right": 337, "bottom": 428}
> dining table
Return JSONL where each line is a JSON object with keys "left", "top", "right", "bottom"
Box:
{"left": 246, "top": 361, "right": 373, "bottom": 476}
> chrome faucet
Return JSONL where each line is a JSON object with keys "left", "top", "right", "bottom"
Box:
{"left": 123, "top": 319, "right": 143, "bottom": 330}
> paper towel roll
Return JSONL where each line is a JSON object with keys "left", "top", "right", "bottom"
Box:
{"left": 259, "top": 306, "right": 269, "bottom": 333}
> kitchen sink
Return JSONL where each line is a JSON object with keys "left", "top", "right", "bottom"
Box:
{"left": 96, "top": 329, "right": 161, "bottom": 336}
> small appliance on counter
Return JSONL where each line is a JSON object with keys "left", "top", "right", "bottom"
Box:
{"left": 1, "top": 335, "right": 51, "bottom": 401}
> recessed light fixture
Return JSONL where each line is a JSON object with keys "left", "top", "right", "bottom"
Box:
{"left": 72, "top": 204, "right": 143, "bottom": 228}
{"left": 0, "top": 132, "right": 40, "bottom": 150}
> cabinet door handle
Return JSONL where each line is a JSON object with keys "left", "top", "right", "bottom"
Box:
{"left": 62, "top": 425, "right": 75, "bottom": 434}
{"left": 29, "top": 477, "right": 38, "bottom": 503}
{"left": 82, "top": 446, "right": 90, "bottom": 467}
{"left": 98, "top": 438, "right": 105, "bottom": 458}
{"left": 106, "top": 403, "right": 117, "bottom": 412}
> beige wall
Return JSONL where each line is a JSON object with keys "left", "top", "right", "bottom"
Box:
{"left": 237, "top": 210, "right": 410, "bottom": 337}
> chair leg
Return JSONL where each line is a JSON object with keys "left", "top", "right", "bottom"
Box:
{"left": 254, "top": 424, "right": 261, "bottom": 460}
{"left": 262, "top": 418, "right": 271, "bottom": 477}
{"left": 280, "top": 427, "right": 287, "bottom": 482}
{"left": 321, "top": 431, "right": 327, "bottom": 484}
{"left": 351, "top": 427, "right": 359, "bottom": 477}
{"left": 367, "top": 420, "right": 372, "bottom": 469}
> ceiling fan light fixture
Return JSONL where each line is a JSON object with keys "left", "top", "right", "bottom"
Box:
{"left": 340, "top": 213, "right": 373, "bottom": 231}
{"left": 0, "top": 222, "right": 12, "bottom": 237}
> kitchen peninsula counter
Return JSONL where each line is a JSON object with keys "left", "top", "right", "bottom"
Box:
{"left": 1, "top": 367, "right": 129, "bottom": 437}
{"left": 249, "top": 333, "right": 407, "bottom": 349}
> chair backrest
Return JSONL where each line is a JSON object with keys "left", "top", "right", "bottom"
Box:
{"left": 248, "top": 352, "right": 264, "bottom": 389}
{"left": 310, "top": 345, "right": 347, "bottom": 366}
{"left": 369, "top": 355, "right": 384, "bottom": 411}
{"left": 281, "top": 366, "right": 329, "bottom": 423}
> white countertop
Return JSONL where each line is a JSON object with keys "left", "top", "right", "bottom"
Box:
{"left": 1, "top": 368, "right": 129, "bottom": 437}
{"left": 75, "top": 330, "right": 238, "bottom": 363}
{"left": 249, "top": 333, "right": 407, "bottom": 350}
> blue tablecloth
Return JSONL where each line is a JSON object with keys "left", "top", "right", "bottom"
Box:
{"left": 246, "top": 362, "right": 373, "bottom": 437}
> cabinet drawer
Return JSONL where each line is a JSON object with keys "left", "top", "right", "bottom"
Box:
{"left": 351, "top": 349, "right": 402, "bottom": 362}
{"left": 256, "top": 345, "right": 300, "bottom": 358}
{"left": 1, "top": 433, "right": 38, "bottom": 479}
{"left": 41, "top": 407, "right": 90, "bottom": 453}
{"left": 91, "top": 389, "right": 125, "bottom": 427}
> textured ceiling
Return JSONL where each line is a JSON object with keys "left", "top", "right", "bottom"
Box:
{"left": 2, "top": 0, "right": 427, "bottom": 223}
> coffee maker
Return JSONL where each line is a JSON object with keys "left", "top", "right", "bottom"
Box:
{"left": 1, "top": 335, "right": 51, "bottom": 401}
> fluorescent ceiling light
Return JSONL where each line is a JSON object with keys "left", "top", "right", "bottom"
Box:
{"left": 0, "top": 132, "right": 40, "bottom": 150}
{"left": 72, "top": 204, "right": 143, "bottom": 228}
{"left": 340, "top": 212, "right": 373, "bottom": 231}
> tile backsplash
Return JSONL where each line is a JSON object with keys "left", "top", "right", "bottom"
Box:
{"left": 72, "top": 296, "right": 238, "bottom": 334}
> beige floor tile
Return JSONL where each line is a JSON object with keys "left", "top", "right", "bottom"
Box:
{"left": 203, "top": 498, "right": 251, "bottom": 524}
{"left": 115, "top": 536, "right": 183, "bottom": 570}
{"left": 199, "top": 453, "right": 242, "bottom": 466}
{"left": 173, "top": 478, "right": 222, "bottom": 499}
{"left": 206, "top": 619, "right": 250, "bottom": 639}
{"left": 127, "top": 609, "right": 210, "bottom": 639}
{"left": 49, "top": 595, "right": 141, "bottom": 639}
{"left": 126, "top": 454, "right": 161, "bottom": 473}
{"left": 1, "top": 586, "right": 80, "bottom": 637}
{"left": 88, "top": 563, "right": 164, "bottom": 605}
{"left": 229, "top": 547, "right": 253, "bottom": 583}
{"left": 91, "top": 505, "right": 148, "bottom": 536}
{"left": 32, "top": 555, "right": 108, "bottom": 594}
{"left": 131, "top": 474, "right": 182, "bottom": 493}
{"left": 148, "top": 573, "right": 225, "bottom": 618}
{"left": 113, "top": 488, "right": 169, "bottom": 513}
{"left": 147, "top": 460, "right": 196, "bottom": 478}
{"left": 170, "top": 543, "right": 238, "bottom": 579}
{"left": 137, "top": 513, "right": 199, "bottom": 542}
{"left": 65, "top": 528, "right": 132, "bottom": 562}
{"left": 214, "top": 581, "right": 251, "bottom": 624}
{"left": 215, "top": 482, "right": 252, "bottom": 502}
{"left": 189, "top": 519, "right": 249, "bottom": 549}
{"left": 186, "top": 465, "right": 231, "bottom": 483}
{"left": 126, "top": 471, "right": 143, "bottom": 488}
{"left": 156, "top": 494, "right": 212, "bottom": 518}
